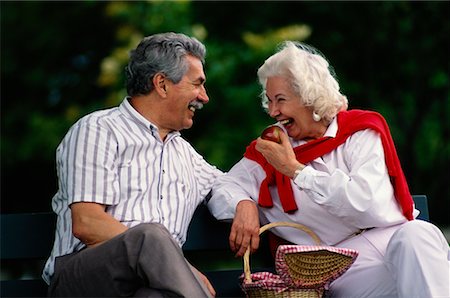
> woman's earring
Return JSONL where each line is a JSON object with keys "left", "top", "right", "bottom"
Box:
{"left": 312, "top": 111, "right": 321, "bottom": 122}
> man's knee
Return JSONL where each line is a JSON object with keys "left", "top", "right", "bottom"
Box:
{"left": 125, "top": 223, "right": 178, "bottom": 249}
{"left": 130, "top": 222, "right": 169, "bottom": 236}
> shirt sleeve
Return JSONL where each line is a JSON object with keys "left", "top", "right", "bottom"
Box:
{"left": 188, "top": 145, "right": 224, "bottom": 202}
{"left": 57, "top": 117, "right": 120, "bottom": 206}
{"left": 293, "top": 129, "right": 405, "bottom": 227}
{"left": 208, "top": 158, "right": 263, "bottom": 220}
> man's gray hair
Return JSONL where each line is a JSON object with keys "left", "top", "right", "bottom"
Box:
{"left": 125, "top": 32, "right": 206, "bottom": 96}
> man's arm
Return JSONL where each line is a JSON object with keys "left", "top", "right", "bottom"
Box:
{"left": 71, "top": 202, "right": 128, "bottom": 248}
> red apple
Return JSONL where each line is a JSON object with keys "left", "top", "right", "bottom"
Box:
{"left": 261, "top": 126, "right": 283, "bottom": 143}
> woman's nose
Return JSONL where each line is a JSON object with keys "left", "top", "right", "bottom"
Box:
{"left": 268, "top": 103, "right": 279, "bottom": 118}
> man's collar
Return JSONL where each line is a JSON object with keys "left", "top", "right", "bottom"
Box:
{"left": 119, "top": 97, "right": 181, "bottom": 138}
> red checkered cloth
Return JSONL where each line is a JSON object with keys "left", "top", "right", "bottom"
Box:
{"left": 240, "top": 272, "right": 290, "bottom": 293}
{"left": 275, "top": 245, "right": 359, "bottom": 289}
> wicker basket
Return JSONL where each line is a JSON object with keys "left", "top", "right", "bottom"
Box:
{"left": 241, "top": 222, "right": 358, "bottom": 298}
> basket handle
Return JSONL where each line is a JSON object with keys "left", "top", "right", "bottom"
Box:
{"left": 243, "top": 221, "right": 322, "bottom": 283}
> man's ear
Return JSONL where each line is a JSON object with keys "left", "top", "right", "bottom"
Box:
{"left": 153, "top": 73, "right": 167, "bottom": 97}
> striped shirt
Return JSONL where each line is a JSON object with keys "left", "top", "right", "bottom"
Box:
{"left": 42, "top": 97, "right": 223, "bottom": 284}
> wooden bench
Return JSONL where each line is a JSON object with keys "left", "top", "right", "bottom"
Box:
{"left": 0, "top": 195, "right": 430, "bottom": 297}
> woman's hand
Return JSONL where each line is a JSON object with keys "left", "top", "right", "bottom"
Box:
{"left": 255, "top": 132, "right": 303, "bottom": 178}
{"left": 229, "top": 200, "right": 260, "bottom": 257}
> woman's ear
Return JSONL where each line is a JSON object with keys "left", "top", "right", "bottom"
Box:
{"left": 153, "top": 73, "right": 167, "bottom": 97}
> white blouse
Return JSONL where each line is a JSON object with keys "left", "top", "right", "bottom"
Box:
{"left": 209, "top": 118, "right": 415, "bottom": 246}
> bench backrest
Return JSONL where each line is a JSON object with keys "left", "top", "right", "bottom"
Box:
{"left": 0, "top": 195, "right": 429, "bottom": 297}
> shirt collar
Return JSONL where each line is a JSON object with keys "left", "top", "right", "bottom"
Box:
{"left": 291, "top": 116, "right": 338, "bottom": 147}
{"left": 324, "top": 116, "right": 338, "bottom": 138}
{"left": 119, "top": 96, "right": 181, "bottom": 139}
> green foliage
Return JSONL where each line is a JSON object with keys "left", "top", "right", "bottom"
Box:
{"left": 1, "top": 1, "right": 449, "bottom": 225}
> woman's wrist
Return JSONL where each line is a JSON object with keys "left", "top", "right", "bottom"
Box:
{"left": 291, "top": 163, "right": 305, "bottom": 179}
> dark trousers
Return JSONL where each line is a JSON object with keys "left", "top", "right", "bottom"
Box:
{"left": 48, "top": 223, "right": 211, "bottom": 297}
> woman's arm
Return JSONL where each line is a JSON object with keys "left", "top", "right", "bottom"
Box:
{"left": 295, "top": 129, "right": 405, "bottom": 227}
{"left": 208, "top": 158, "right": 264, "bottom": 256}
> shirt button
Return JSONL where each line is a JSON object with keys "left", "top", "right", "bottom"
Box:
{"left": 160, "top": 195, "right": 163, "bottom": 200}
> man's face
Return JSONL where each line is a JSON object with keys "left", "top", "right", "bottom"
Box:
{"left": 163, "top": 55, "right": 209, "bottom": 132}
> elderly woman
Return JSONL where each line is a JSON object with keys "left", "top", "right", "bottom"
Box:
{"left": 208, "top": 41, "right": 449, "bottom": 297}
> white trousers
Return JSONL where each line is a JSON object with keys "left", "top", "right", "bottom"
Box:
{"left": 328, "top": 220, "right": 450, "bottom": 298}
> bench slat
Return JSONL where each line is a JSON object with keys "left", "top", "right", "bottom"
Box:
{"left": 1, "top": 213, "right": 56, "bottom": 259}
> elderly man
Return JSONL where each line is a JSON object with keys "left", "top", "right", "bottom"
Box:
{"left": 43, "top": 32, "right": 222, "bottom": 297}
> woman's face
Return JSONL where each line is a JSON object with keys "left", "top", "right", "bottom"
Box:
{"left": 265, "top": 76, "right": 320, "bottom": 141}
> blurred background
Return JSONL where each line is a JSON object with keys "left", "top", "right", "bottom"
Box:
{"left": 1, "top": 1, "right": 449, "bottom": 234}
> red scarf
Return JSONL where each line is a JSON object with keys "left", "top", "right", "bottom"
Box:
{"left": 244, "top": 109, "right": 414, "bottom": 221}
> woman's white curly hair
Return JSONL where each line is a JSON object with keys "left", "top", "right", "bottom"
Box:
{"left": 257, "top": 41, "right": 348, "bottom": 123}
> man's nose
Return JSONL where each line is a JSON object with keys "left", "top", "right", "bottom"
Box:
{"left": 198, "top": 85, "right": 209, "bottom": 104}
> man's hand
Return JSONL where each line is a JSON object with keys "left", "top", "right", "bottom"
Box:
{"left": 229, "top": 200, "right": 260, "bottom": 257}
